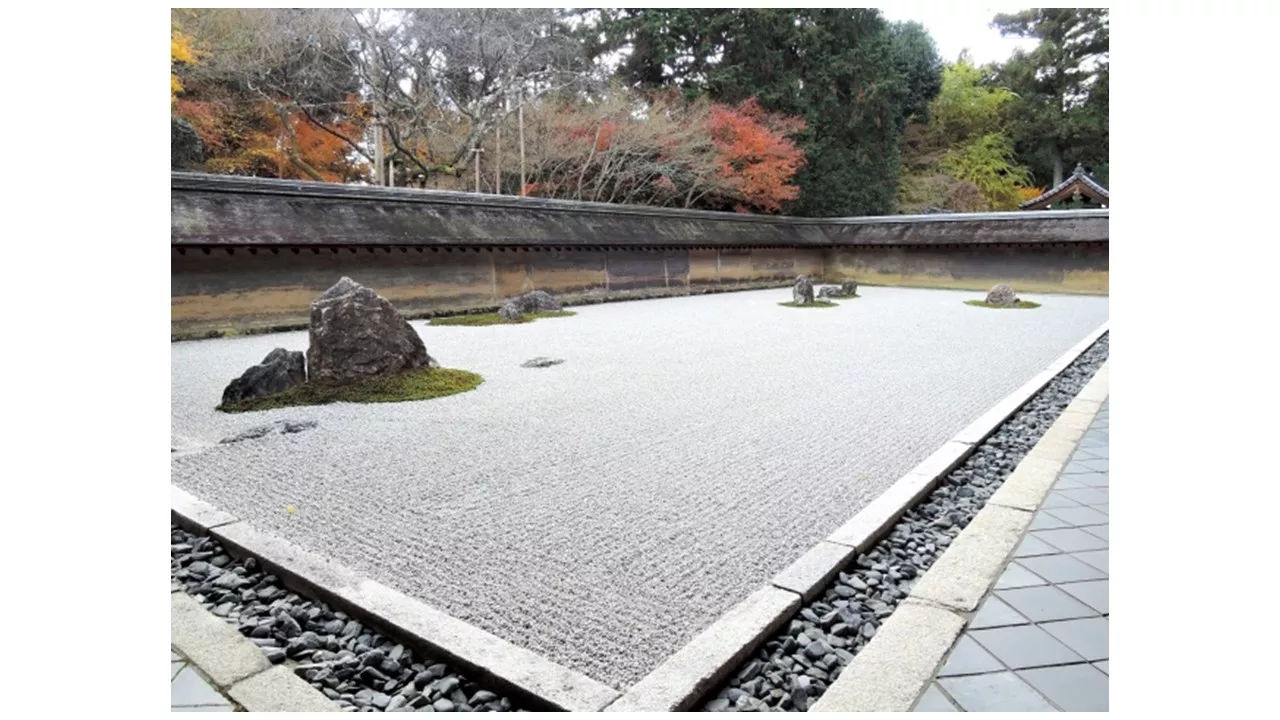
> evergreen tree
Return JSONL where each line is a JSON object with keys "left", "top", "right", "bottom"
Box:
{"left": 590, "top": 9, "right": 942, "bottom": 216}
{"left": 992, "top": 8, "right": 1109, "bottom": 186}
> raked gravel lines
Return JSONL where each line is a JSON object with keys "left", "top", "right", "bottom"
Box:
{"left": 171, "top": 286, "right": 1108, "bottom": 690}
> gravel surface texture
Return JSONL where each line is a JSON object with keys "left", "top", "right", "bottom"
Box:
{"left": 171, "top": 286, "right": 1108, "bottom": 689}
{"left": 702, "top": 333, "right": 1109, "bottom": 712}
{"left": 171, "top": 525, "right": 522, "bottom": 712}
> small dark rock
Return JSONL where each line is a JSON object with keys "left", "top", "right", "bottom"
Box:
{"left": 520, "top": 357, "right": 565, "bottom": 368}
{"left": 221, "top": 348, "right": 307, "bottom": 407}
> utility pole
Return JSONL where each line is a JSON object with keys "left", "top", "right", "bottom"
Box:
{"left": 471, "top": 146, "right": 484, "bottom": 193}
{"left": 518, "top": 89, "right": 526, "bottom": 196}
{"left": 373, "top": 123, "right": 385, "bottom": 186}
{"left": 494, "top": 108, "right": 502, "bottom": 195}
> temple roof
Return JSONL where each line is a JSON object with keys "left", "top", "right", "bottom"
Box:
{"left": 1020, "top": 163, "right": 1109, "bottom": 210}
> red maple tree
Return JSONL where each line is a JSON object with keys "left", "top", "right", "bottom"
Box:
{"left": 706, "top": 98, "right": 807, "bottom": 213}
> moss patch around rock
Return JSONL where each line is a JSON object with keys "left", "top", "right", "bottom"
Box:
{"left": 964, "top": 299, "right": 1042, "bottom": 309}
{"left": 778, "top": 300, "right": 840, "bottom": 308}
{"left": 217, "top": 367, "right": 484, "bottom": 413}
{"left": 428, "top": 310, "right": 577, "bottom": 326}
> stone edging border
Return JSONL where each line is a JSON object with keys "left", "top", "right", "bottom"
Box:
{"left": 809, "top": 359, "right": 1109, "bottom": 712}
{"left": 171, "top": 489, "right": 621, "bottom": 712}
{"left": 172, "top": 583, "right": 340, "bottom": 712}
{"left": 602, "top": 320, "right": 1109, "bottom": 712}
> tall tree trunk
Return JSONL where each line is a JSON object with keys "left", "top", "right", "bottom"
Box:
{"left": 1051, "top": 147, "right": 1064, "bottom": 187}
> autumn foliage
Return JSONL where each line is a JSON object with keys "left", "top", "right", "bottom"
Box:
{"left": 170, "top": 21, "right": 368, "bottom": 183}
{"left": 707, "top": 99, "right": 806, "bottom": 213}
{"left": 170, "top": 12, "right": 803, "bottom": 210}
{"left": 520, "top": 89, "right": 805, "bottom": 213}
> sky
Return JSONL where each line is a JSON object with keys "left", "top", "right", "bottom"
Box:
{"left": 878, "top": 3, "right": 1039, "bottom": 65}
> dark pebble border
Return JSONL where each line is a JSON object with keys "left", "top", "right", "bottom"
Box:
{"left": 702, "top": 332, "right": 1109, "bottom": 712}
{"left": 170, "top": 528, "right": 523, "bottom": 712}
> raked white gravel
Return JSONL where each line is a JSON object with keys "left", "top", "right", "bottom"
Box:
{"left": 170, "top": 285, "right": 1108, "bottom": 689}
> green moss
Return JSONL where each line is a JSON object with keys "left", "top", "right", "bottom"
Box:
{"left": 217, "top": 367, "right": 484, "bottom": 413}
{"left": 428, "top": 310, "right": 577, "bottom": 326}
{"left": 964, "top": 299, "right": 1042, "bottom": 309}
{"left": 778, "top": 300, "right": 840, "bottom": 308}
{"left": 821, "top": 292, "right": 860, "bottom": 299}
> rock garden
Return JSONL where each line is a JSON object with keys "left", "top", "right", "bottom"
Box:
{"left": 429, "top": 291, "right": 576, "bottom": 326}
{"left": 217, "top": 277, "right": 483, "bottom": 413}
{"left": 779, "top": 276, "right": 861, "bottom": 307}
{"left": 965, "top": 283, "right": 1042, "bottom": 309}
{"left": 778, "top": 276, "right": 840, "bottom": 308}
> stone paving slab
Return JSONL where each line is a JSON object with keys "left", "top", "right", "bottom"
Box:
{"left": 170, "top": 286, "right": 1107, "bottom": 688}
{"left": 172, "top": 649, "right": 237, "bottom": 712}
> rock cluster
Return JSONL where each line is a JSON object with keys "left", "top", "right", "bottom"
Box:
{"left": 792, "top": 276, "right": 815, "bottom": 305}
{"left": 221, "top": 278, "right": 437, "bottom": 406}
{"left": 308, "top": 277, "right": 435, "bottom": 383}
{"left": 817, "top": 281, "right": 858, "bottom": 299}
{"left": 171, "top": 526, "right": 518, "bottom": 712}
{"left": 985, "top": 283, "right": 1018, "bottom": 305}
{"left": 498, "top": 290, "right": 563, "bottom": 321}
{"left": 705, "top": 333, "right": 1109, "bottom": 712}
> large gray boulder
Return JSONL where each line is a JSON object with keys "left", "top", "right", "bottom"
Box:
{"left": 508, "top": 290, "right": 563, "bottom": 313}
{"left": 221, "top": 348, "right": 306, "bottom": 405}
{"left": 793, "top": 276, "right": 815, "bottom": 304}
{"left": 497, "top": 290, "right": 563, "bottom": 322}
{"left": 985, "top": 283, "right": 1017, "bottom": 305}
{"left": 307, "top": 277, "right": 434, "bottom": 383}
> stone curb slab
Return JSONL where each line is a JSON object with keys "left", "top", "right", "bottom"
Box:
{"left": 827, "top": 472, "right": 934, "bottom": 550}
{"left": 203, "top": 516, "right": 619, "bottom": 713}
{"left": 228, "top": 665, "right": 342, "bottom": 712}
{"left": 906, "top": 504, "right": 1035, "bottom": 613}
{"left": 770, "top": 540, "right": 859, "bottom": 601}
{"left": 1038, "top": 422, "right": 1086, "bottom": 448}
{"left": 603, "top": 587, "right": 800, "bottom": 712}
{"left": 807, "top": 601, "right": 966, "bottom": 713}
{"left": 172, "top": 485, "right": 237, "bottom": 532}
{"left": 172, "top": 591, "right": 271, "bottom": 688}
{"left": 986, "top": 457, "right": 1067, "bottom": 512}
{"left": 909, "top": 441, "right": 975, "bottom": 485}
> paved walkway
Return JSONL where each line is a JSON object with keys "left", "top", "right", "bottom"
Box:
{"left": 915, "top": 400, "right": 1108, "bottom": 712}
{"left": 172, "top": 646, "right": 237, "bottom": 712}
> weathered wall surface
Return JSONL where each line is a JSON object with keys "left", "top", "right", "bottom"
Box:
{"left": 826, "top": 243, "right": 1109, "bottom": 295}
{"left": 171, "top": 173, "right": 1108, "bottom": 339}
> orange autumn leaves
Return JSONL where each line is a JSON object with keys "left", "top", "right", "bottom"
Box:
{"left": 707, "top": 99, "right": 806, "bottom": 213}
{"left": 522, "top": 94, "right": 806, "bottom": 214}
{"left": 171, "top": 27, "right": 368, "bottom": 183}
{"left": 175, "top": 93, "right": 368, "bottom": 183}
{"left": 172, "top": 25, "right": 804, "bottom": 209}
